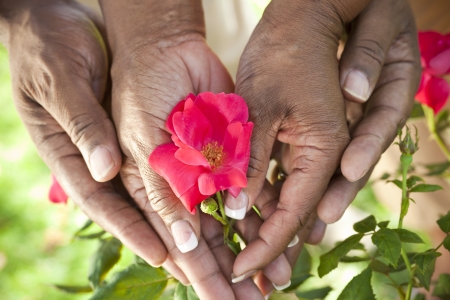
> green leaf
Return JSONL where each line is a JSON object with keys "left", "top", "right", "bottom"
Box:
{"left": 393, "top": 229, "right": 424, "bottom": 244}
{"left": 296, "top": 287, "right": 332, "bottom": 299}
{"left": 407, "top": 175, "right": 424, "bottom": 188}
{"left": 413, "top": 294, "right": 426, "bottom": 300}
{"left": 226, "top": 240, "right": 241, "bottom": 256}
{"left": 371, "top": 228, "right": 401, "bottom": 267}
{"left": 90, "top": 264, "right": 168, "bottom": 300}
{"left": 53, "top": 284, "right": 93, "bottom": 294}
{"left": 352, "top": 242, "right": 366, "bottom": 251}
{"left": 269, "top": 293, "right": 298, "bottom": 300}
{"left": 415, "top": 256, "right": 436, "bottom": 291}
{"left": 353, "top": 215, "right": 377, "bottom": 233}
{"left": 74, "top": 231, "right": 106, "bottom": 240}
{"left": 174, "top": 282, "right": 199, "bottom": 300}
{"left": 337, "top": 268, "right": 375, "bottom": 300}
{"left": 410, "top": 102, "right": 425, "bottom": 118}
{"left": 88, "top": 237, "right": 122, "bottom": 288}
{"left": 437, "top": 211, "right": 450, "bottom": 233}
{"left": 340, "top": 256, "right": 371, "bottom": 263}
{"left": 388, "top": 179, "right": 402, "bottom": 189}
{"left": 318, "top": 234, "right": 364, "bottom": 277}
{"left": 377, "top": 221, "right": 390, "bottom": 228}
{"left": 369, "top": 260, "right": 390, "bottom": 273}
{"left": 289, "top": 248, "right": 312, "bottom": 290}
{"left": 410, "top": 184, "right": 443, "bottom": 193}
{"left": 443, "top": 235, "right": 450, "bottom": 252}
{"left": 380, "top": 173, "right": 390, "bottom": 180}
{"left": 432, "top": 274, "right": 450, "bottom": 298}
{"left": 390, "top": 252, "right": 416, "bottom": 273}
{"left": 425, "top": 161, "right": 450, "bottom": 176}
{"left": 414, "top": 251, "right": 442, "bottom": 274}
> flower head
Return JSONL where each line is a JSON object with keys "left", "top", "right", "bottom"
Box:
{"left": 149, "top": 92, "right": 253, "bottom": 214}
{"left": 416, "top": 31, "right": 450, "bottom": 114}
{"left": 49, "top": 175, "right": 68, "bottom": 204}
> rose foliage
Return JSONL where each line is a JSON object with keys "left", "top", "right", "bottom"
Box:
{"left": 149, "top": 92, "right": 253, "bottom": 214}
{"left": 416, "top": 31, "right": 450, "bottom": 113}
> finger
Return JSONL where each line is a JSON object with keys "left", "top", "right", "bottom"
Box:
{"left": 15, "top": 99, "right": 167, "bottom": 267}
{"left": 305, "top": 218, "right": 327, "bottom": 245}
{"left": 339, "top": 0, "right": 410, "bottom": 103}
{"left": 340, "top": 22, "right": 421, "bottom": 182}
{"left": 317, "top": 167, "right": 373, "bottom": 224}
{"left": 162, "top": 256, "right": 189, "bottom": 285}
{"left": 121, "top": 158, "right": 238, "bottom": 300}
{"left": 200, "top": 213, "right": 263, "bottom": 300}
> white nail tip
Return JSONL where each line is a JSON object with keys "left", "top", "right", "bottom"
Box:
{"left": 231, "top": 273, "right": 246, "bottom": 283}
{"left": 273, "top": 280, "right": 291, "bottom": 291}
{"left": 176, "top": 232, "right": 198, "bottom": 253}
{"left": 265, "top": 293, "right": 272, "bottom": 300}
{"left": 288, "top": 235, "right": 299, "bottom": 248}
{"left": 225, "top": 205, "right": 246, "bottom": 220}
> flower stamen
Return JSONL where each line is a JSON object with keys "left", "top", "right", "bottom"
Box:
{"left": 201, "top": 142, "right": 225, "bottom": 169}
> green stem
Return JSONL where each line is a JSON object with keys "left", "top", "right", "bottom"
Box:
{"left": 435, "top": 233, "right": 449, "bottom": 251}
{"left": 385, "top": 273, "right": 405, "bottom": 300}
{"left": 401, "top": 249, "right": 414, "bottom": 300}
{"left": 398, "top": 154, "right": 412, "bottom": 229}
{"left": 216, "top": 192, "right": 227, "bottom": 222}
{"left": 211, "top": 212, "right": 227, "bottom": 226}
{"left": 423, "top": 104, "right": 450, "bottom": 162}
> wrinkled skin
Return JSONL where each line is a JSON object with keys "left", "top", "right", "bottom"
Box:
{"left": 232, "top": 0, "right": 421, "bottom": 291}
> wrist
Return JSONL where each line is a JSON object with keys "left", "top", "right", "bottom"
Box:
{"left": 99, "top": 0, "right": 204, "bottom": 55}
{"left": 0, "top": 0, "right": 69, "bottom": 47}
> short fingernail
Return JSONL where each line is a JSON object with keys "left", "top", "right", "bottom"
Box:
{"left": 343, "top": 70, "right": 370, "bottom": 101}
{"left": 89, "top": 146, "right": 115, "bottom": 181}
{"left": 171, "top": 220, "right": 198, "bottom": 253}
{"left": 287, "top": 235, "right": 299, "bottom": 248}
{"left": 231, "top": 270, "right": 257, "bottom": 283}
{"left": 272, "top": 280, "right": 291, "bottom": 291}
{"left": 225, "top": 191, "right": 248, "bottom": 220}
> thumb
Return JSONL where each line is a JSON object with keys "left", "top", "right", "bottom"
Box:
{"left": 39, "top": 79, "right": 122, "bottom": 182}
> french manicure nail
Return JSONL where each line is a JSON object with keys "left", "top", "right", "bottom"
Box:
{"left": 171, "top": 220, "right": 198, "bottom": 253}
{"left": 89, "top": 146, "right": 114, "bottom": 181}
{"left": 288, "top": 235, "right": 299, "bottom": 248}
{"left": 225, "top": 191, "right": 248, "bottom": 220}
{"left": 231, "top": 270, "right": 257, "bottom": 283}
{"left": 272, "top": 280, "right": 291, "bottom": 291}
{"left": 343, "top": 70, "right": 370, "bottom": 101}
{"left": 265, "top": 292, "right": 272, "bottom": 300}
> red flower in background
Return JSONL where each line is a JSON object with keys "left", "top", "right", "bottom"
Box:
{"left": 149, "top": 92, "right": 253, "bottom": 214}
{"left": 416, "top": 31, "right": 450, "bottom": 114}
{"left": 49, "top": 175, "right": 68, "bottom": 204}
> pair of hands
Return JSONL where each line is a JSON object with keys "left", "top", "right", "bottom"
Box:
{"left": 2, "top": 0, "right": 421, "bottom": 298}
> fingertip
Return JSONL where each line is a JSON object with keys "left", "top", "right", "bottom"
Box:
{"left": 305, "top": 219, "right": 327, "bottom": 245}
{"left": 342, "top": 69, "right": 371, "bottom": 103}
{"left": 89, "top": 145, "right": 121, "bottom": 182}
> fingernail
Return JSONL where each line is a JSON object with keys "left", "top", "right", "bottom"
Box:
{"left": 272, "top": 280, "right": 291, "bottom": 291}
{"left": 343, "top": 70, "right": 370, "bottom": 101}
{"left": 225, "top": 191, "right": 248, "bottom": 220}
{"left": 231, "top": 270, "right": 257, "bottom": 283}
{"left": 287, "top": 235, "right": 299, "bottom": 248}
{"left": 349, "top": 168, "right": 369, "bottom": 182}
{"left": 171, "top": 220, "right": 198, "bottom": 253}
{"left": 89, "top": 146, "right": 114, "bottom": 181}
{"left": 265, "top": 292, "right": 272, "bottom": 300}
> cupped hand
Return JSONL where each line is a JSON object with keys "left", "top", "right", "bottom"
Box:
{"left": 100, "top": 1, "right": 266, "bottom": 298}
{"left": 5, "top": 0, "right": 167, "bottom": 277}
{"left": 231, "top": 0, "right": 421, "bottom": 288}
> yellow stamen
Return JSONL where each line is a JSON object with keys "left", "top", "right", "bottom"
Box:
{"left": 201, "top": 142, "right": 225, "bottom": 169}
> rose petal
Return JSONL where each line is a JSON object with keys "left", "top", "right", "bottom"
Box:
{"left": 222, "top": 122, "right": 243, "bottom": 158}
{"left": 425, "top": 76, "right": 450, "bottom": 114}
{"left": 419, "top": 31, "right": 443, "bottom": 54}
{"left": 228, "top": 186, "right": 242, "bottom": 198}
{"left": 49, "top": 175, "right": 68, "bottom": 204}
{"left": 179, "top": 185, "right": 207, "bottom": 214}
{"left": 173, "top": 104, "right": 212, "bottom": 150}
{"left": 149, "top": 143, "right": 207, "bottom": 200}
{"left": 197, "top": 167, "right": 247, "bottom": 196}
{"left": 175, "top": 148, "right": 210, "bottom": 168}
{"left": 166, "top": 99, "right": 186, "bottom": 135}
{"left": 429, "top": 48, "right": 450, "bottom": 75}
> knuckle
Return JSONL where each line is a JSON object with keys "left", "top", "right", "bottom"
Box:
{"left": 353, "top": 36, "right": 386, "bottom": 67}
{"left": 68, "top": 112, "right": 104, "bottom": 148}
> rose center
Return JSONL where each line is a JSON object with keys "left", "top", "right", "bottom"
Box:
{"left": 201, "top": 142, "right": 225, "bottom": 169}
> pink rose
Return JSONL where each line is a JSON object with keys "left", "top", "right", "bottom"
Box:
{"left": 149, "top": 92, "right": 253, "bottom": 214}
{"left": 416, "top": 31, "right": 450, "bottom": 113}
{"left": 49, "top": 175, "right": 68, "bottom": 204}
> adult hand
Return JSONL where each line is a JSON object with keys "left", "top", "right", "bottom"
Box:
{"left": 3, "top": 0, "right": 167, "bottom": 273}
{"left": 100, "top": 1, "right": 264, "bottom": 298}
{"left": 231, "top": 0, "right": 421, "bottom": 288}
